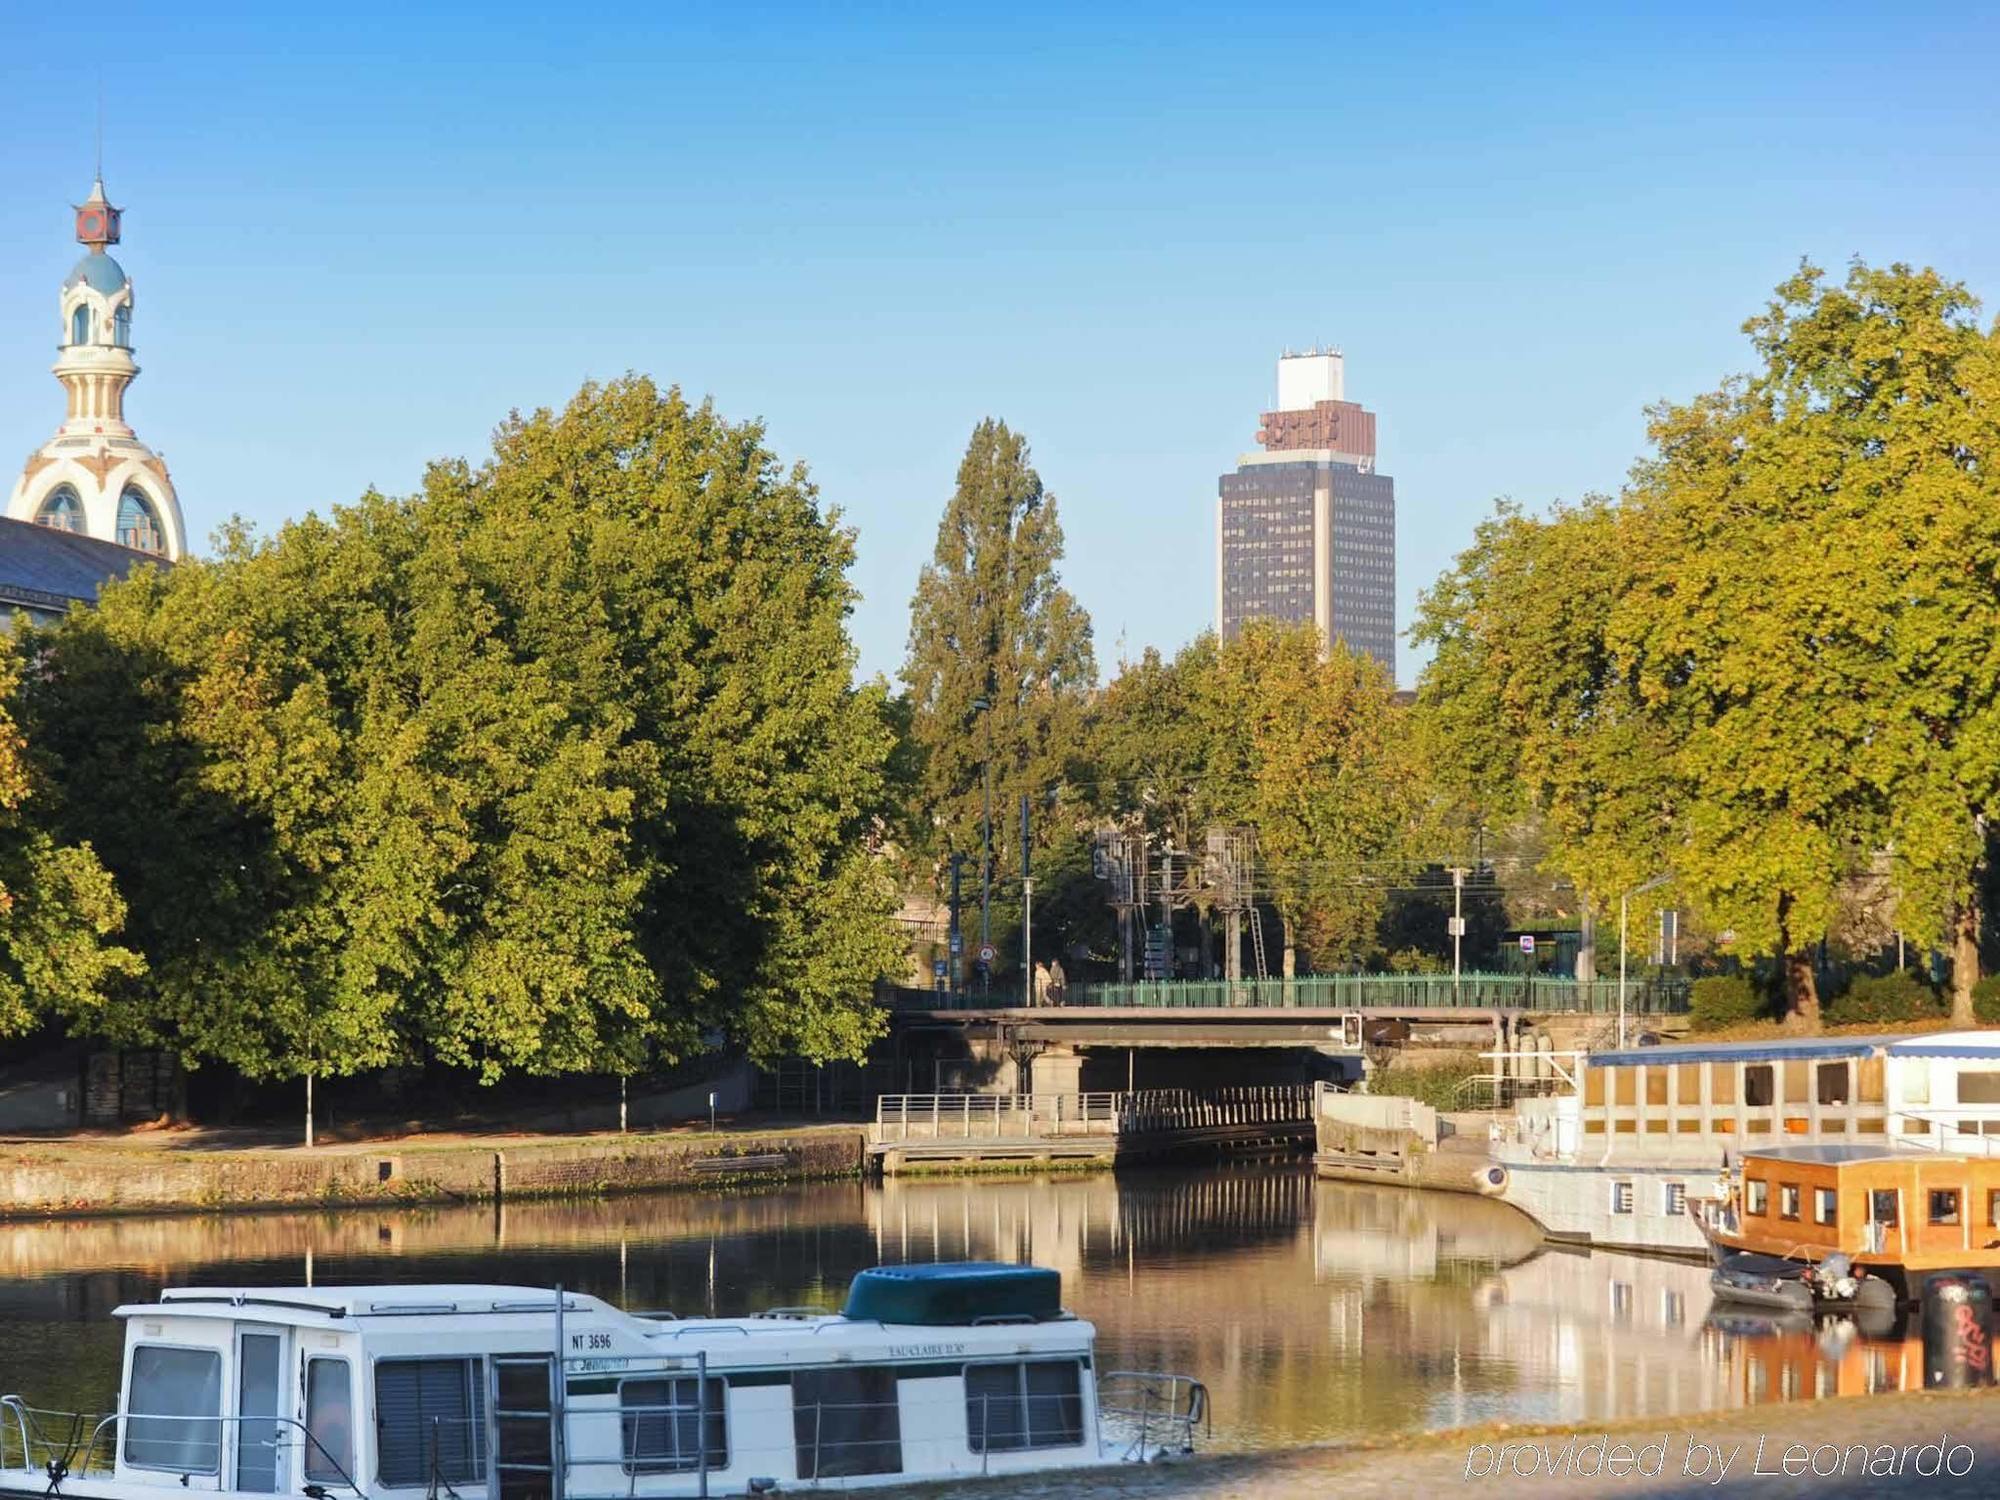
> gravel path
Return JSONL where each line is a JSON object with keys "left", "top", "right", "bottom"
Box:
{"left": 886, "top": 1388, "right": 2000, "bottom": 1498}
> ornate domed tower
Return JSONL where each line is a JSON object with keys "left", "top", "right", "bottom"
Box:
{"left": 6, "top": 179, "right": 186, "bottom": 558}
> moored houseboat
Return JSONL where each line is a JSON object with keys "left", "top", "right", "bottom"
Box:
{"left": 1699, "top": 1144, "right": 2000, "bottom": 1304}
{"left": 0, "top": 1265, "right": 1204, "bottom": 1499}
{"left": 1490, "top": 1031, "right": 2000, "bottom": 1257}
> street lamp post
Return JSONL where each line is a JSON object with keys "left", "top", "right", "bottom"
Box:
{"left": 1619, "top": 873, "right": 1673, "bottom": 1050}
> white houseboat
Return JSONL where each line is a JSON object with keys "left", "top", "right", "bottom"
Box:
{"left": 0, "top": 1265, "right": 1203, "bottom": 1499}
{"left": 1488, "top": 1031, "right": 2000, "bottom": 1258}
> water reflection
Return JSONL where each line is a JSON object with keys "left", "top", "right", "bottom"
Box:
{"left": 0, "top": 1167, "right": 1930, "bottom": 1451}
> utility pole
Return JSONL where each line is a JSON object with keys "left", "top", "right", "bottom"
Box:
{"left": 1159, "top": 846, "right": 1174, "bottom": 981}
{"left": 1447, "top": 866, "right": 1470, "bottom": 998}
{"left": 1020, "top": 794, "right": 1034, "bottom": 1007}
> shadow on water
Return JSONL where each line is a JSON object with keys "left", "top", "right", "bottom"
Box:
{"left": 0, "top": 1165, "right": 1927, "bottom": 1451}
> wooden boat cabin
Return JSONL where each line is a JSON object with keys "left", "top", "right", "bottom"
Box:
{"left": 0, "top": 1268, "right": 1203, "bottom": 1500}
{"left": 1709, "top": 1145, "right": 2000, "bottom": 1289}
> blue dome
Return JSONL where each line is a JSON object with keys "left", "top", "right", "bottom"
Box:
{"left": 64, "top": 252, "right": 127, "bottom": 295}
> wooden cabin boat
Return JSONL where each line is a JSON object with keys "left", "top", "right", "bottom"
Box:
{"left": 1699, "top": 1144, "right": 2000, "bottom": 1306}
{"left": 0, "top": 1265, "right": 1205, "bottom": 1499}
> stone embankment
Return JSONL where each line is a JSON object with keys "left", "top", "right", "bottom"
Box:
{"left": 1312, "top": 1091, "right": 1499, "bottom": 1194}
{"left": 0, "top": 1124, "right": 866, "bottom": 1218}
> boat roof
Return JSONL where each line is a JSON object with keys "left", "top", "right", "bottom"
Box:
{"left": 1589, "top": 1030, "right": 2000, "bottom": 1068}
{"left": 1739, "top": 1144, "right": 1914, "bottom": 1166}
{"left": 117, "top": 1285, "right": 617, "bottom": 1324}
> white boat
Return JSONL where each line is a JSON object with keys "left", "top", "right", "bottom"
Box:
{"left": 1489, "top": 1031, "right": 2000, "bottom": 1257}
{"left": 0, "top": 1265, "right": 1205, "bottom": 1498}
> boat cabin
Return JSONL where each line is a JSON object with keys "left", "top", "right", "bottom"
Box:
{"left": 1518, "top": 1031, "right": 2000, "bottom": 1163}
{"left": 6, "top": 1266, "right": 1185, "bottom": 1499}
{"left": 1715, "top": 1145, "right": 2000, "bottom": 1279}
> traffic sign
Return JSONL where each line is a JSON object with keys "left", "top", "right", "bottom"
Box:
{"left": 949, "top": 932, "right": 963, "bottom": 955}
{"left": 1520, "top": 935, "right": 1537, "bottom": 954}
{"left": 1447, "top": 917, "right": 1466, "bottom": 937}
{"left": 979, "top": 944, "right": 997, "bottom": 964}
{"left": 932, "top": 958, "right": 948, "bottom": 979}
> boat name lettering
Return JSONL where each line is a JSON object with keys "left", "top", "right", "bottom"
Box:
{"left": 890, "top": 1342, "right": 967, "bottom": 1358}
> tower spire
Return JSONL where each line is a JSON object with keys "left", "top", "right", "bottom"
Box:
{"left": 5, "top": 179, "right": 184, "bottom": 558}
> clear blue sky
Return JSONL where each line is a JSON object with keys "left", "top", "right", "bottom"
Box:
{"left": 4, "top": 3, "right": 1995, "bottom": 685}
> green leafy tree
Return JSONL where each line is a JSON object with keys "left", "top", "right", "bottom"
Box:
{"left": 0, "top": 638, "right": 143, "bottom": 1037}
{"left": 902, "top": 420, "right": 1096, "bottom": 947}
{"left": 1617, "top": 262, "right": 2000, "bottom": 1024}
{"left": 1196, "top": 623, "right": 1428, "bottom": 972}
{"left": 26, "top": 377, "right": 901, "bottom": 1097}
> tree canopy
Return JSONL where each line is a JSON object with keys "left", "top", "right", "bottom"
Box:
{"left": 20, "top": 377, "right": 901, "bottom": 1082}
{"left": 901, "top": 420, "right": 1096, "bottom": 881}
{"left": 1416, "top": 260, "right": 2000, "bottom": 1023}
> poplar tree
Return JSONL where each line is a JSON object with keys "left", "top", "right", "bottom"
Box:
{"left": 902, "top": 420, "right": 1096, "bottom": 887}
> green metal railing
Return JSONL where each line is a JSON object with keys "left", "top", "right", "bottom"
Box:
{"left": 884, "top": 972, "right": 1689, "bottom": 1015}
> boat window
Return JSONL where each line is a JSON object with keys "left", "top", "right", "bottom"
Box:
{"left": 305, "top": 1357, "right": 354, "bottom": 1484}
{"left": 621, "top": 1377, "right": 726, "bottom": 1474}
{"left": 792, "top": 1366, "right": 901, "bottom": 1479}
{"left": 1903, "top": 1060, "right": 1930, "bottom": 1106}
{"left": 1675, "top": 1065, "right": 1701, "bottom": 1105}
{"left": 965, "top": 1361, "right": 1085, "bottom": 1452}
{"left": 125, "top": 1345, "right": 222, "bottom": 1473}
{"left": 237, "top": 1332, "right": 283, "bottom": 1492}
{"left": 1989, "top": 1190, "right": 2000, "bottom": 1229}
{"left": 1779, "top": 1184, "right": 1801, "bottom": 1220}
{"left": 1662, "top": 1182, "right": 1686, "bottom": 1217}
{"left": 1869, "top": 1189, "right": 1898, "bottom": 1225}
{"left": 1817, "top": 1063, "right": 1851, "bottom": 1106}
{"left": 1746, "top": 1179, "right": 1768, "bottom": 1215}
{"left": 1710, "top": 1064, "right": 1736, "bottom": 1106}
{"left": 1814, "top": 1188, "right": 1837, "bottom": 1226}
{"left": 1745, "top": 1065, "right": 1775, "bottom": 1108}
{"left": 1929, "top": 1189, "right": 1961, "bottom": 1227}
{"left": 375, "top": 1357, "right": 487, "bottom": 1488}
{"left": 1959, "top": 1071, "right": 2000, "bottom": 1105}
{"left": 1610, "top": 1181, "right": 1633, "bottom": 1215}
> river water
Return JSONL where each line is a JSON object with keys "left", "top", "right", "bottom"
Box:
{"left": 0, "top": 1165, "right": 1921, "bottom": 1450}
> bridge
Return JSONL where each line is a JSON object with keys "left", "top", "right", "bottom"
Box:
{"left": 866, "top": 1087, "right": 1313, "bottom": 1173}
{"left": 876, "top": 973, "right": 1688, "bottom": 1096}
{"left": 892, "top": 972, "right": 1690, "bottom": 1016}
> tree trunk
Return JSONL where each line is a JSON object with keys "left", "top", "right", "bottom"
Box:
{"left": 1950, "top": 892, "right": 1981, "bottom": 1027}
{"left": 1575, "top": 904, "right": 1597, "bottom": 982}
{"left": 1281, "top": 913, "right": 1297, "bottom": 1007}
{"left": 1775, "top": 891, "right": 1820, "bottom": 1031}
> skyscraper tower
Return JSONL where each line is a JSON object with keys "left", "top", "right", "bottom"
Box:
{"left": 1214, "top": 350, "right": 1394, "bottom": 673}
{"left": 7, "top": 178, "right": 185, "bottom": 558}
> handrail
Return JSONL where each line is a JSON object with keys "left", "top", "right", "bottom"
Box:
{"left": 59, "top": 1411, "right": 368, "bottom": 1497}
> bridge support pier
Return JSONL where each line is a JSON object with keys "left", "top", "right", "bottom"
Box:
{"left": 1030, "top": 1045, "right": 1083, "bottom": 1096}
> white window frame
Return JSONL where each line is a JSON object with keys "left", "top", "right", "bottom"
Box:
{"left": 124, "top": 1342, "right": 225, "bottom": 1476}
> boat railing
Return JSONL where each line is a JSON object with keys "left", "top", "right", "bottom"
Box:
{"left": 0, "top": 1397, "right": 117, "bottom": 1480}
{"left": 1891, "top": 1109, "right": 2000, "bottom": 1155}
{"left": 0, "top": 1406, "right": 369, "bottom": 1497}
{"left": 1096, "top": 1371, "right": 1208, "bottom": 1462}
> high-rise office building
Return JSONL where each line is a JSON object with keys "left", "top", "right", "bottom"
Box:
{"left": 1215, "top": 350, "right": 1395, "bottom": 673}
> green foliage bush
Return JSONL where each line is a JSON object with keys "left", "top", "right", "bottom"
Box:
{"left": 1971, "top": 975, "right": 2000, "bottom": 1025}
{"left": 1688, "top": 975, "right": 1766, "bottom": 1032}
{"left": 1366, "top": 1056, "right": 1486, "bottom": 1110}
{"left": 1823, "top": 971, "right": 1944, "bottom": 1027}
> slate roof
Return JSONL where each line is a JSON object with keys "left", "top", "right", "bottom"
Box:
{"left": 0, "top": 516, "right": 168, "bottom": 618}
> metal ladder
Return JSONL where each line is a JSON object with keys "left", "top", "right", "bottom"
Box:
{"left": 1248, "top": 908, "right": 1270, "bottom": 981}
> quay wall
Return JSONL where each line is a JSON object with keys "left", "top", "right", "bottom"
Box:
{"left": 0, "top": 1128, "right": 867, "bottom": 1219}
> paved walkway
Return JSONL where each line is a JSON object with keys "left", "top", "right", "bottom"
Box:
{"left": 891, "top": 1388, "right": 2000, "bottom": 1498}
